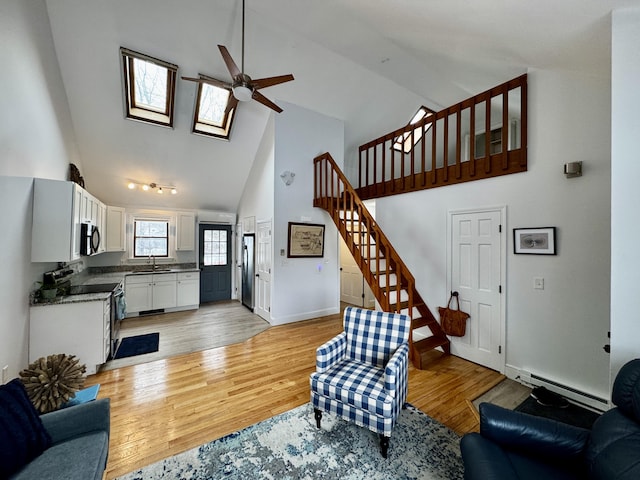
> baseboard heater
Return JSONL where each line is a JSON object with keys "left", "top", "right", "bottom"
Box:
{"left": 525, "top": 373, "right": 609, "bottom": 412}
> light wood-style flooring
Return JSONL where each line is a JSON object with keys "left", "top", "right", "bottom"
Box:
{"left": 87, "top": 303, "right": 503, "bottom": 479}
{"left": 102, "top": 301, "right": 270, "bottom": 370}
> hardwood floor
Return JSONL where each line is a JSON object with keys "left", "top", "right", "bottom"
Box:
{"left": 87, "top": 303, "right": 502, "bottom": 479}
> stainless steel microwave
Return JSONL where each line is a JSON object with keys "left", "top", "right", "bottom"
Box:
{"left": 80, "top": 223, "right": 101, "bottom": 256}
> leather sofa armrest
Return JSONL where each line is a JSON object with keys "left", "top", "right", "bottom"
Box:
{"left": 460, "top": 432, "right": 521, "bottom": 480}
{"left": 40, "top": 398, "right": 110, "bottom": 445}
{"left": 479, "top": 402, "right": 589, "bottom": 460}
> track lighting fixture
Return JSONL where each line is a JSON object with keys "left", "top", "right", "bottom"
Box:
{"left": 127, "top": 181, "right": 178, "bottom": 194}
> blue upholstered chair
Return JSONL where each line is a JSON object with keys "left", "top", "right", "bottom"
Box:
{"left": 309, "top": 306, "right": 410, "bottom": 458}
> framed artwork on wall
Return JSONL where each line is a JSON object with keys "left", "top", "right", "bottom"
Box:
{"left": 513, "top": 227, "right": 556, "bottom": 255}
{"left": 287, "top": 222, "right": 325, "bottom": 258}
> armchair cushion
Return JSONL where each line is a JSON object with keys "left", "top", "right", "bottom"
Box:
{"left": 344, "top": 306, "right": 409, "bottom": 366}
{"left": 0, "top": 379, "right": 52, "bottom": 478}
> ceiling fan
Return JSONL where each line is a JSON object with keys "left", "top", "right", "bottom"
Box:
{"left": 182, "top": 0, "right": 294, "bottom": 113}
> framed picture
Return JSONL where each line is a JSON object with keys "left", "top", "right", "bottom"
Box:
{"left": 287, "top": 222, "right": 325, "bottom": 258}
{"left": 513, "top": 227, "right": 556, "bottom": 255}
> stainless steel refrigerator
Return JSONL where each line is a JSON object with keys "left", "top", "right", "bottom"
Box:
{"left": 242, "top": 234, "right": 255, "bottom": 311}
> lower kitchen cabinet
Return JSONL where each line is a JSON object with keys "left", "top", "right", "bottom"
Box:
{"left": 124, "top": 271, "right": 199, "bottom": 317}
{"left": 177, "top": 271, "right": 200, "bottom": 307}
{"left": 30, "top": 299, "right": 110, "bottom": 375}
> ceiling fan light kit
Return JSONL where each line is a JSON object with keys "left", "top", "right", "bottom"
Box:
{"left": 182, "top": 0, "right": 294, "bottom": 113}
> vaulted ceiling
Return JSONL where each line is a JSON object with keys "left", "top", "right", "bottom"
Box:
{"left": 44, "top": 0, "right": 632, "bottom": 212}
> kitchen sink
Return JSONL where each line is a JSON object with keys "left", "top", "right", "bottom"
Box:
{"left": 137, "top": 268, "right": 173, "bottom": 273}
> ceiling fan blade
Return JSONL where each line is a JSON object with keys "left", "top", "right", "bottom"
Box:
{"left": 252, "top": 90, "right": 283, "bottom": 113}
{"left": 251, "top": 74, "right": 295, "bottom": 90}
{"left": 181, "top": 76, "right": 231, "bottom": 89}
{"left": 218, "top": 45, "right": 242, "bottom": 79}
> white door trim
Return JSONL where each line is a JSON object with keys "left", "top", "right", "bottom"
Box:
{"left": 446, "top": 205, "right": 507, "bottom": 373}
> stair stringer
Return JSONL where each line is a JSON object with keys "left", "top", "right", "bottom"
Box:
{"left": 313, "top": 153, "right": 450, "bottom": 368}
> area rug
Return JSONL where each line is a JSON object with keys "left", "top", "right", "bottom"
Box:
{"left": 115, "top": 402, "right": 463, "bottom": 480}
{"left": 515, "top": 396, "right": 601, "bottom": 429}
{"left": 114, "top": 333, "right": 159, "bottom": 359}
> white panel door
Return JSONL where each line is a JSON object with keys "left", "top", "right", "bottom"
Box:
{"left": 255, "top": 221, "right": 272, "bottom": 322}
{"left": 340, "top": 237, "right": 374, "bottom": 307}
{"left": 449, "top": 208, "right": 504, "bottom": 371}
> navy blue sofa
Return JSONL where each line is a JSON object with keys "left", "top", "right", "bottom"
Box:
{"left": 460, "top": 359, "right": 640, "bottom": 480}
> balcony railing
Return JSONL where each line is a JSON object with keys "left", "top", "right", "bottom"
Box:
{"left": 356, "top": 74, "right": 527, "bottom": 200}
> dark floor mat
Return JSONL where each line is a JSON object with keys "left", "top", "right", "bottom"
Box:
{"left": 114, "top": 333, "right": 159, "bottom": 359}
{"left": 515, "top": 395, "right": 600, "bottom": 429}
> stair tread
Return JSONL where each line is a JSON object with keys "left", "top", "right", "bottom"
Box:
{"left": 414, "top": 336, "right": 450, "bottom": 352}
{"left": 412, "top": 317, "right": 437, "bottom": 329}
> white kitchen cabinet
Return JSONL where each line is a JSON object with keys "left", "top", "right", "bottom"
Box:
{"left": 30, "top": 299, "right": 111, "bottom": 375}
{"left": 124, "top": 274, "right": 153, "bottom": 313}
{"left": 32, "top": 179, "right": 83, "bottom": 263}
{"left": 177, "top": 271, "right": 200, "bottom": 307}
{"left": 152, "top": 273, "right": 178, "bottom": 310}
{"left": 125, "top": 271, "right": 199, "bottom": 316}
{"left": 125, "top": 273, "right": 178, "bottom": 315}
{"left": 106, "top": 206, "right": 126, "bottom": 252}
{"left": 176, "top": 212, "right": 196, "bottom": 251}
{"left": 98, "top": 203, "right": 107, "bottom": 253}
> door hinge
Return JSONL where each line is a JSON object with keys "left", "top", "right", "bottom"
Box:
{"left": 499, "top": 345, "right": 502, "bottom": 354}
{"left": 499, "top": 224, "right": 502, "bottom": 233}
{"left": 499, "top": 285, "right": 502, "bottom": 293}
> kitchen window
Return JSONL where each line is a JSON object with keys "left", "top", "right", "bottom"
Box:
{"left": 192, "top": 75, "right": 238, "bottom": 140}
{"left": 121, "top": 47, "right": 178, "bottom": 127}
{"left": 134, "top": 220, "right": 169, "bottom": 257}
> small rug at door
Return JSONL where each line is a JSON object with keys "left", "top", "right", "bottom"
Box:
{"left": 115, "top": 402, "right": 463, "bottom": 480}
{"left": 515, "top": 396, "right": 601, "bottom": 429}
{"left": 114, "top": 333, "right": 159, "bottom": 359}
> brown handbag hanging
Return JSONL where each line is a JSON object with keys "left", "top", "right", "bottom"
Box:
{"left": 438, "top": 291, "right": 470, "bottom": 337}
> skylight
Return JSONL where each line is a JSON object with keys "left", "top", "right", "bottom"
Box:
{"left": 393, "top": 106, "right": 436, "bottom": 153}
{"left": 191, "top": 75, "right": 238, "bottom": 140}
{"left": 121, "top": 48, "right": 178, "bottom": 127}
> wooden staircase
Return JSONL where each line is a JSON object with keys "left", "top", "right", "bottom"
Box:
{"left": 314, "top": 152, "right": 450, "bottom": 368}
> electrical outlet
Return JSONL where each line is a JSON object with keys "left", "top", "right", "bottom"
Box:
{"left": 533, "top": 277, "right": 544, "bottom": 290}
{"left": 2, "top": 365, "right": 8, "bottom": 384}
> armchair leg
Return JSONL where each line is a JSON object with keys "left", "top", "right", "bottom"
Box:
{"left": 314, "top": 408, "right": 322, "bottom": 428}
{"left": 380, "top": 435, "right": 390, "bottom": 458}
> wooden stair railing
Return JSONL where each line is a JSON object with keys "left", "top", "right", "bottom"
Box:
{"left": 357, "top": 74, "right": 527, "bottom": 200}
{"left": 314, "top": 152, "right": 450, "bottom": 368}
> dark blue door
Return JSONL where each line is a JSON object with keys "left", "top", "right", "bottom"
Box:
{"left": 199, "top": 224, "right": 232, "bottom": 303}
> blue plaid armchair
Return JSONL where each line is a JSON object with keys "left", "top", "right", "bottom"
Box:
{"left": 309, "top": 306, "right": 410, "bottom": 458}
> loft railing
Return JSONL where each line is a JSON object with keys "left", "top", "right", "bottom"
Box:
{"left": 357, "top": 74, "right": 527, "bottom": 200}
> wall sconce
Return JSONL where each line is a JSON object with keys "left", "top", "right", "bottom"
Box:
{"left": 127, "top": 181, "right": 178, "bottom": 194}
{"left": 564, "top": 161, "right": 582, "bottom": 178}
{"left": 280, "top": 170, "right": 295, "bottom": 186}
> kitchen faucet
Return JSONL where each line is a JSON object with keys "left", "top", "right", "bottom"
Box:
{"left": 148, "top": 255, "right": 156, "bottom": 270}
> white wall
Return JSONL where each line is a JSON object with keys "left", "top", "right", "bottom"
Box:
{"left": 611, "top": 8, "right": 640, "bottom": 382}
{"left": 238, "top": 116, "right": 276, "bottom": 228}
{"left": 270, "top": 102, "right": 345, "bottom": 325}
{"left": 0, "top": 1, "right": 80, "bottom": 381}
{"left": 376, "top": 69, "right": 612, "bottom": 400}
{"left": 0, "top": 0, "right": 79, "bottom": 179}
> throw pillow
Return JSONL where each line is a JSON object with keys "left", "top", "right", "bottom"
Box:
{"left": 0, "top": 378, "right": 52, "bottom": 478}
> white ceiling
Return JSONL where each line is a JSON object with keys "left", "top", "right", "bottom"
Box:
{"left": 44, "top": 0, "right": 634, "bottom": 212}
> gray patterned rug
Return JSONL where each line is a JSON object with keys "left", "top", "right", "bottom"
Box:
{"left": 116, "top": 402, "right": 463, "bottom": 479}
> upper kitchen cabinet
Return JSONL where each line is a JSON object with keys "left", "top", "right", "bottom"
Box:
{"left": 106, "top": 206, "right": 126, "bottom": 252}
{"left": 32, "top": 179, "right": 83, "bottom": 262}
{"left": 176, "top": 212, "right": 196, "bottom": 251}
